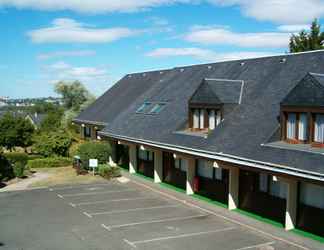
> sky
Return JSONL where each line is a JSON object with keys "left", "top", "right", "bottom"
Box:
{"left": 1, "top": 1, "right": 324, "bottom": 98}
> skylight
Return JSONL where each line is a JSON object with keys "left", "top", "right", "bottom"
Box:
{"left": 136, "top": 102, "right": 151, "bottom": 113}
{"left": 149, "top": 103, "right": 166, "bottom": 114}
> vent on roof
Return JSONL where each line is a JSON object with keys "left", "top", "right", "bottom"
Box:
{"left": 240, "top": 62, "right": 245, "bottom": 66}
{"left": 207, "top": 65, "right": 212, "bottom": 69}
{"left": 142, "top": 73, "right": 146, "bottom": 77}
{"left": 280, "top": 58, "right": 287, "bottom": 63}
{"left": 128, "top": 74, "right": 132, "bottom": 78}
{"left": 180, "top": 68, "right": 185, "bottom": 72}
{"left": 160, "top": 71, "right": 164, "bottom": 74}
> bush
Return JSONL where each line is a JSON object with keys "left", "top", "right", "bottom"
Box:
{"left": 98, "top": 164, "right": 121, "bottom": 179}
{"left": 13, "top": 162, "right": 25, "bottom": 178}
{"left": 76, "top": 142, "right": 111, "bottom": 168}
{"left": 33, "top": 131, "right": 72, "bottom": 157}
{"left": 0, "top": 154, "right": 13, "bottom": 181}
{"left": 27, "top": 157, "right": 72, "bottom": 169}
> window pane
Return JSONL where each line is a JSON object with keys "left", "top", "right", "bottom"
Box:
{"left": 138, "top": 149, "right": 147, "bottom": 160}
{"left": 259, "top": 173, "right": 268, "bottom": 192}
{"left": 287, "top": 113, "right": 296, "bottom": 139}
{"left": 300, "top": 182, "right": 324, "bottom": 209}
{"left": 270, "top": 178, "right": 287, "bottom": 199}
{"left": 148, "top": 151, "right": 154, "bottom": 161}
{"left": 193, "top": 109, "right": 199, "bottom": 128}
{"left": 314, "top": 114, "right": 324, "bottom": 143}
{"left": 209, "top": 110, "right": 216, "bottom": 130}
{"left": 149, "top": 103, "right": 165, "bottom": 114}
{"left": 216, "top": 111, "right": 221, "bottom": 125}
{"left": 298, "top": 113, "right": 308, "bottom": 141}
{"left": 181, "top": 159, "right": 188, "bottom": 172}
{"left": 199, "top": 109, "right": 204, "bottom": 129}
{"left": 174, "top": 159, "right": 180, "bottom": 169}
{"left": 215, "top": 168, "right": 222, "bottom": 180}
{"left": 197, "top": 160, "right": 213, "bottom": 179}
{"left": 136, "top": 102, "right": 151, "bottom": 113}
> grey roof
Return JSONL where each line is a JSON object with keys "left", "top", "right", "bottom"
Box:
{"left": 281, "top": 73, "right": 324, "bottom": 107}
{"left": 27, "top": 113, "right": 46, "bottom": 127}
{"left": 75, "top": 50, "right": 324, "bottom": 177}
{"left": 190, "top": 80, "right": 222, "bottom": 105}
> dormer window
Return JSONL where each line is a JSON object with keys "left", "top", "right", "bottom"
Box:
{"left": 192, "top": 108, "right": 221, "bottom": 130}
{"left": 314, "top": 114, "right": 324, "bottom": 143}
{"left": 286, "top": 112, "right": 308, "bottom": 142}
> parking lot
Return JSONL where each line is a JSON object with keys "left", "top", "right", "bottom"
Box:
{"left": 0, "top": 178, "right": 320, "bottom": 250}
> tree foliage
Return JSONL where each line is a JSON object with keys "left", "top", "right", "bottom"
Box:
{"left": 32, "top": 131, "right": 72, "bottom": 157}
{"left": 54, "top": 81, "right": 95, "bottom": 112}
{"left": 289, "top": 19, "right": 324, "bottom": 53}
{"left": 39, "top": 109, "right": 64, "bottom": 133}
{"left": 76, "top": 142, "right": 111, "bottom": 168}
{"left": 0, "top": 113, "right": 35, "bottom": 151}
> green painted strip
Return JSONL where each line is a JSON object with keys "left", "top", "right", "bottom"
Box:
{"left": 190, "top": 193, "right": 228, "bottom": 208}
{"left": 134, "top": 172, "right": 154, "bottom": 182}
{"left": 160, "top": 182, "right": 186, "bottom": 194}
{"left": 119, "top": 163, "right": 129, "bottom": 170}
{"left": 234, "top": 209, "right": 284, "bottom": 228}
{"left": 291, "top": 228, "right": 324, "bottom": 243}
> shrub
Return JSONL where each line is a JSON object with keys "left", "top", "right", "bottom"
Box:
{"left": 98, "top": 164, "right": 121, "bottom": 179}
{"left": 0, "top": 154, "right": 13, "bottom": 181}
{"left": 27, "top": 157, "right": 72, "bottom": 169}
{"left": 4, "top": 152, "right": 28, "bottom": 166}
{"left": 13, "top": 162, "right": 25, "bottom": 178}
{"left": 76, "top": 142, "right": 111, "bottom": 168}
{"left": 33, "top": 131, "right": 72, "bottom": 157}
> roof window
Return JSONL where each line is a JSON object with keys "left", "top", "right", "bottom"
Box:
{"left": 149, "top": 103, "right": 166, "bottom": 114}
{"left": 136, "top": 102, "right": 151, "bottom": 113}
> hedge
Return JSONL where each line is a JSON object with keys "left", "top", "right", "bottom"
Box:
{"left": 76, "top": 142, "right": 111, "bottom": 168}
{"left": 27, "top": 157, "right": 73, "bottom": 169}
{"left": 4, "top": 152, "right": 28, "bottom": 166}
{"left": 98, "top": 164, "right": 121, "bottom": 179}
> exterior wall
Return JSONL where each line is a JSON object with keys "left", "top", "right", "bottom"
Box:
{"left": 162, "top": 152, "right": 187, "bottom": 190}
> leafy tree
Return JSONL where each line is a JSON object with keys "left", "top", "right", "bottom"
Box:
{"left": 0, "top": 113, "right": 35, "bottom": 151}
{"left": 39, "top": 110, "right": 64, "bottom": 133}
{"left": 54, "top": 81, "right": 95, "bottom": 112}
{"left": 32, "top": 131, "right": 72, "bottom": 157}
{"left": 76, "top": 142, "right": 111, "bottom": 168}
{"left": 289, "top": 19, "right": 324, "bottom": 52}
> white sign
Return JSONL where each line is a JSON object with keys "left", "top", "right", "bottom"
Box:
{"left": 89, "top": 159, "right": 98, "bottom": 168}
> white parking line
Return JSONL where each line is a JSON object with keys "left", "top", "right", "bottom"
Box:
{"left": 83, "top": 212, "right": 92, "bottom": 218}
{"left": 88, "top": 204, "right": 180, "bottom": 216}
{"left": 72, "top": 196, "right": 156, "bottom": 207}
{"left": 57, "top": 194, "right": 63, "bottom": 199}
{"left": 131, "top": 179, "right": 310, "bottom": 250}
{"left": 235, "top": 241, "right": 275, "bottom": 250}
{"left": 59, "top": 189, "right": 134, "bottom": 197}
{"left": 49, "top": 183, "right": 122, "bottom": 191}
{"left": 123, "top": 239, "right": 137, "bottom": 248}
{"left": 106, "top": 214, "right": 208, "bottom": 230}
{"left": 101, "top": 224, "right": 111, "bottom": 231}
{"left": 127, "top": 227, "right": 236, "bottom": 246}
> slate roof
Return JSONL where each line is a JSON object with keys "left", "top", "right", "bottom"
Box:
{"left": 27, "top": 113, "right": 46, "bottom": 127}
{"left": 190, "top": 80, "right": 222, "bottom": 105}
{"left": 75, "top": 50, "right": 324, "bottom": 179}
{"left": 281, "top": 73, "right": 324, "bottom": 107}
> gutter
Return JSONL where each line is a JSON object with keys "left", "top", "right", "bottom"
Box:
{"left": 99, "top": 131, "right": 324, "bottom": 182}
{"left": 72, "top": 118, "right": 107, "bottom": 127}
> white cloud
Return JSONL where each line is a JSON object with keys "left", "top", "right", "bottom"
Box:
{"left": 185, "top": 26, "right": 290, "bottom": 48}
{"left": 208, "top": 0, "right": 324, "bottom": 24}
{"left": 0, "top": 0, "right": 191, "bottom": 13}
{"left": 28, "top": 18, "right": 140, "bottom": 43}
{"left": 37, "top": 50, "right": 96, "bottom": 60}
{"left": 277, "top": 24, "right": 310, "bottom": 32}
{"left": 146, "top": 47, "right": 275, "bottom": 61}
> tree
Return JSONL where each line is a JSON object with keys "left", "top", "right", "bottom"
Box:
{"left": 0, "top": 113, "right": 35, "bottom": 151}
{"left": 54, "top": 81, "right": 95, "bottom": 112}
{"left": 289, "top": 19, "right": 324, "bottom": 53}
{"left": 39, "top": 110, "right": 64, "bottom": 133}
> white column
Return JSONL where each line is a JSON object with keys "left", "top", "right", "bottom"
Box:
{"left": 154, "top": 150, "right": 163, "bottom": 183}
{"left": 108, "top": 140, "right": 117, "bottom": 166}
{"left": 186, "top": 158, "right": 196, "bottom": 195}
{"left": 80, "top": 124, "right": 85, "bottom": 139}
{"left": 228, "top": 168, "right": 239, "bottom": 210}
{"left": 129, "top": 144, "right": 137, "bottom": 174}
{"left": 285, "top": 179, "right": 298, "bottom": 230}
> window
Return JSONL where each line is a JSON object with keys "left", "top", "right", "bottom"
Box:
{"left": 181, "top": 159, "right": 188, "bottom": 172}
{"left": 208, "top": 110, "right": 221, "bottom": 130}
{"left": 287, "top": 113, "right": 296, "bottom": 139}
{"left": 149, "top": 103, "right": 165, "bottom": 114}
{"left": 259, "top": 173, "right": 268, "bottom": 192}
{"left": 174, "top": 159, "right": 181, "bottom": 169}
{"left": 84, "top": 126, "right": 91, "bottom": 138}
{"left": 193, "top": 109, "right": 199, "bottom": 129}
{"left": 270, "top": 179, "right": 287, "bottom": 199}
{"left": 214, "top": 168, "right": 222, "bottom": 180}
{"left": 138, "top": 148, "right": 154, "bottom": 161}
{"left": 197, "top": 160, "right": 213, "bottom": 179}
{"left": 199, "top": 109, "right": 205, "bottom": 129}
{"left": 300, "top": 182, "right": 324, "bottom": 209}
{"left": 216, "top": 110, "right": 222, "bottom": 126}
{"left": 314, "top": 114, "right": 324, "bottom": 143}
{"left": 136, "top": 102, "right": 151, "bottom": 113}
{"left": 298, "top": 113, "right": 308, "bottom": 141}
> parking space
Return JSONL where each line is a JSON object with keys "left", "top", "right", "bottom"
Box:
{"left": 49, "top": 180, "right": 312, "bottom": 250}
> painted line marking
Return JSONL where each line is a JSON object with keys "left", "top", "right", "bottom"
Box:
{"left": 69, "top": 202, "right": 76, "bottom": 208}
{"left": 88, "top": 204, "right": 180, "bottom": 216}
{"left": 107, "top": 214, "right": 208, "bottom": 229}
{"left": 73, "top": 196, "right": 156, "bottom": 207}
{"left": 49, "top": 188, "right": 54, "bottom": 191}
{"left": 128, "top": 227, "right": 236, "bottom": 246}
{"left": 57, "top": 194, "right": 63, "bottom": 199}
{"left": 131, "top": 179, "right": 310, "bottom": 250}
{"left": 235, "top": 241, "right": 275, "bottom": 250}
{"left": 60, "top": 189, "right": 134, "bottom": 197}
{"left": 48, "top": 183, "right": 122, "bottom": 191}
{"left": 83, "top": 212, "right": 92, "bottom": 218}
{"left": 101, "top": 224, "right": 111, "bottom": 231}
{"left": 123, "top": 239, "right": 137, "bottom": 248}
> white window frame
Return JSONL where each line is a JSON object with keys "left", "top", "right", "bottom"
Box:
{"left": 287, "top": 113, "right": 296, "bottom": 140}
{"left": 298, "top": 113, "right": 308, "bottom": 141}
{"left": 314, "top": 114, "right": 324, "bottom": 143}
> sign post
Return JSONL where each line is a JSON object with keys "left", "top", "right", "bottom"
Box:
{"left": 89, "top": 159, "right": 98, "bottom": 176}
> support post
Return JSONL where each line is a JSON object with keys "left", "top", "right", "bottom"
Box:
{"left": 154, "top": 150, "right": 163, "bottom": 183}
{"left": 228, "top": 167, "right": 239, "bottom": 210}
{"left": 80, "top": 124, "right": 85, "bottom": 140}
{"left": 108, "top": 140, "right": 117, "bottom": 166}
{"left": 129, "top": 144, "right": 137, "bottom": 174}
{"left": 186, "top": 158, "right": 196, "bottom": 195}
{"left": 285, "top": 179, "right": 298, "bottom": 230}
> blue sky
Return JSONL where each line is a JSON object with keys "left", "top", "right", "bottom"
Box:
{"left": 1, "top": 1, "right": 324, "bottom": 98}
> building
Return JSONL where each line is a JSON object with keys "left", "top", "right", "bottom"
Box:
{"left": 73, "top": 50, "right": 324, "bottom": 238}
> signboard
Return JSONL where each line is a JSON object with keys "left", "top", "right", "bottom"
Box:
{"left": 89, "top": 159, "right": 98, "bottom": 168}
